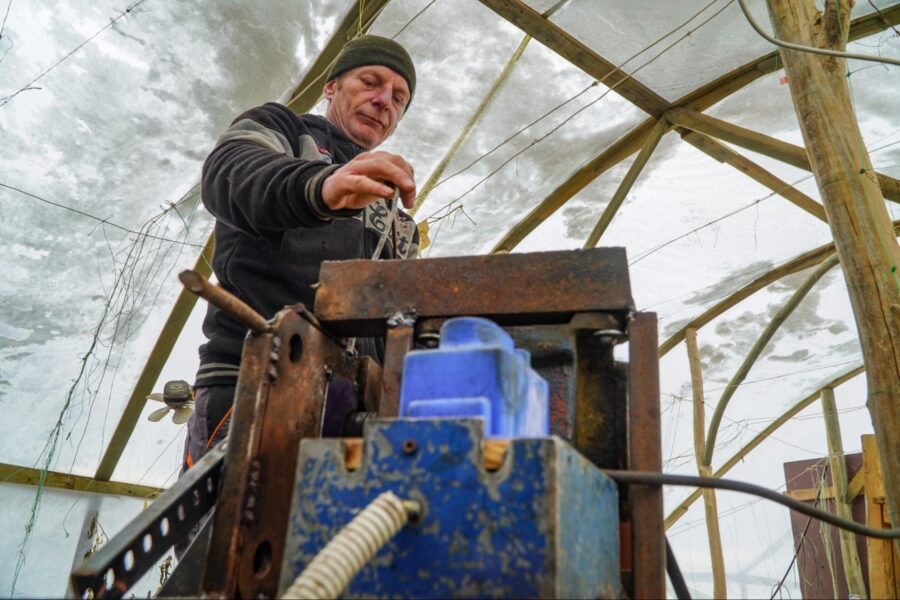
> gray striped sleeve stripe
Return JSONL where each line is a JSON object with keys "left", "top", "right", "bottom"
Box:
{"left": 195, "top": 370, "right": 241, "bottom": 381}
{"left": 198, "top": 362, "right": 240, "bottom": 371}
{"left": 216, "top": 118, "right": 292, "bottom": 155}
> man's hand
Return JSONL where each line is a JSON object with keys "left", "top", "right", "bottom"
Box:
{"left": 322, "top": 151, "right": 416, "bottom": 211}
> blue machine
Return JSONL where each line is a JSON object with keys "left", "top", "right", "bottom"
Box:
{"left": 399, "top": 317, "right": 550, "bottom": 438}
{"left": 281, "top": 419, "right": 621, "bottom": 598}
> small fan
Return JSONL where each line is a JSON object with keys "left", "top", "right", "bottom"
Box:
{"left": 147, "top": 380, "right": 194, "bottom": 424}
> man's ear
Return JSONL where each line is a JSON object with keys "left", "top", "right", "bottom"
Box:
{"left": 323, "top": 79, "right": 336, "bottom": 101}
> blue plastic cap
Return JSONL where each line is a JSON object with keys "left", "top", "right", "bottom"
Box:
{"left": 440, "top": 317, "right": 514, "bottom": 350}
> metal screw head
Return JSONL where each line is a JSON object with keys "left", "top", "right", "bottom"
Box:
{"left": 402, "top": 439, "right": 417, "bottom": 454}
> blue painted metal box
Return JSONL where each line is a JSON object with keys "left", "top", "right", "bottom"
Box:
{"left": 280, "top": 419, "right": 621, "bottom": 598}
{"left": 399, "top": 317, "right": 550, "bottom": 438}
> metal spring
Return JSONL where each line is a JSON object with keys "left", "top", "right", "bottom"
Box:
{"left": 281, "top": 491, "right": 420, "bottom": 599}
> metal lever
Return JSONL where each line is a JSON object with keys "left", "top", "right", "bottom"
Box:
{"left": 179, "top": 269, "right": 271, "bottom": 334}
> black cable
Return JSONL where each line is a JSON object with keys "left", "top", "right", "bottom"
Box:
{"left": 665, "top": 535, "right": 692, "bottom": 600}
{"left": 604, "top": 470, "right": 900, "bottom": 540}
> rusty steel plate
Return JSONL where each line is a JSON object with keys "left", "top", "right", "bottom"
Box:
{"left": 314, "top": 248, "right": 634, "bottom": 336}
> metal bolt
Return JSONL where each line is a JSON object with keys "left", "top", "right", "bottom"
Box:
{"left": 403, "top": 439, "right": 417, "bottom": 454}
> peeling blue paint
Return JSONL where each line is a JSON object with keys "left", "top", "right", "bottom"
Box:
{"left": 280, "top": 419, "right": 621, "bottom": 598}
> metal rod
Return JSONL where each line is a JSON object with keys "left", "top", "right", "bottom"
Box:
{"left": 179, "top": 269, "right": 270, "bottom": 334}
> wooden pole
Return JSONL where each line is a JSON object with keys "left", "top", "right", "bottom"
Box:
{"left": 583, "top": 119, "right": 668, "bottom": 248}
{"left": 767, "top": 0, "right": 900, "bottom": 548}
{"left": 702, "top": 254, "right": 840, "bottom": 466}
{"left": 665, "top": 364, "right": 865, "bottom": 530}
{"left": 685, "top": 328, "right": 727, "bottom": 598}
{"left": 821, "top": 387, "right": 868, "bottom": 598}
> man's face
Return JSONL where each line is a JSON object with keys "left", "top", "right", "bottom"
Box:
{"left": 324, "top": 65, "right": 410, "bottom": 149}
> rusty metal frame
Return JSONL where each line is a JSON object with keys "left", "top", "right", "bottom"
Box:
{"left": 201, "top": 306, "right": 360, "bottom": 599}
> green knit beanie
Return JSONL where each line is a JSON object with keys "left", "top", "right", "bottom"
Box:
{"left": 326, "top": 35, "right": 417, "bottom": 107}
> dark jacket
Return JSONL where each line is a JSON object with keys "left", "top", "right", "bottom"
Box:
{"left": 196, "top": 102, "right": 418, "bottom": 387}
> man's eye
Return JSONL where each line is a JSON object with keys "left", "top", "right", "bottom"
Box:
{"left": 361, "top": 78, "right": 375, "bottom": 87}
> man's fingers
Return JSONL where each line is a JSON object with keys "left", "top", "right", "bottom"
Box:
{"left": 353, "top": 159, "right": 414, "bottom": 195}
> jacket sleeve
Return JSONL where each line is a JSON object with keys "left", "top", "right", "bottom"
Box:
{"left": 201, "top": 102, "right": 357, "bottom": 237}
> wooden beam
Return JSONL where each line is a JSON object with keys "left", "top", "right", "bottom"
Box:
{"left": 862, "top": 434, "right": 897, "bottom": 598}
{"left": 94, "top": 218, "right": 214, "bottom": 481}
{"left": 1, "top": 462, "right": 162, "bottom": 499}
{"left": 686, "top": 328, "right": 728, "bottom": 599}
{"left": 284, "top": 0, "right": 391, "bottom": 114}
{"left": 679, "top": 129, "right": 828, "bottom": 222}
{"left": 821, "top": 387, "right": 868, "bottom": 598}
{"left": 669, "top": 107, "right": 900, "bottom": 203}
{"left": 768, "top": 0, "right": 900, "bottom": 545}
{"left": 665, "top": 364, "right": 865, "bottom": 530}
{"left": 477, "top": 0, "right": 669, "bottom": 115}
{"left": 490, "top": 7, "right": 900, "bottom": 253}
{"left": 784, "top": 469, "right": 864, "bottom": 502}
{"left": 583, "top": 118, "right": 668, "bottom": 248}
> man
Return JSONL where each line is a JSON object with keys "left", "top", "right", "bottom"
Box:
{"left": 183, "top": 35, "right": 419, "bottom": 471}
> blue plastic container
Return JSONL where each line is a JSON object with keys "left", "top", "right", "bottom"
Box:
{"left": 399, "top": 317, "right": 549, "bottom": 438}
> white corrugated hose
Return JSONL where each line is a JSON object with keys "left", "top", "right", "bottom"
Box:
{"left": 281, "top": 490, "right": 420, "bottom": 599}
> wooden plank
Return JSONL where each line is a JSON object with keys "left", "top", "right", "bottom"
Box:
{"left": 1, "top": 462, "right": 162, "bottom": 499}
{"left": 863, "top": 434, "right": 896, "bottom": 599}
{"left": 315, "top": 248, "right": 634, "bottom": 336}
{"left": 478, "top": 0, "right": 669, "bottom": 115}
{"left": 583, "top": 119, "right": 668, "bottom": 248}
{"left": 768, "top": 0, "right": 900, "bottom": 541}
{"left": 669, "top": 107, "right": 900, "bottom": 203}
{"left": 679, "top": 130, "right": 828, "bottom": 221}
{"left": 821, "top": 387, "right": 867, "bottom": 598}
{"left": 685, "top": 329, "right": 727, "bottom": 599}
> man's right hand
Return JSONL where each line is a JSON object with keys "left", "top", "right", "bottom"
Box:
{"left": 322, "top": 151, "right": 416, "bottom": 211}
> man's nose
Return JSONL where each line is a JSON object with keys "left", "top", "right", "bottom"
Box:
{"left": 371, "top": 85, "right": 392, "bottom": 108}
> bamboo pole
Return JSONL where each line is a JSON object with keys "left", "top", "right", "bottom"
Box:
{"left": 411, "top": 35, "right": 531, "bottom": 215}
{"left": 665, "top": 364, "right": 865, "bottom": 530}
{"left": 679, "top": 130, "right": 828, "bottom": 221}
{"left": 668, "top": 107, "right": 900, "bottom": 203}
{"left": 685, "top": 328, "right": 727, "bottom": 599}
{"left": 821, "top": 387, "right": 868, "bottom": 599}
{"left": 767, "top": 0, "right": 900, "bottom": 546}
{"left": 702, "top": 254, "right": 840, "bottom": 466}
{"left": 583, "top": 118, "right": 668, "bottom": 248}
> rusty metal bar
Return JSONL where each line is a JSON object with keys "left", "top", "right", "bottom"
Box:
{"left": 627, "top": 312, "right": 664, "bottom": 599}
{"left": 379, "top": 314, "right": 416, "bottom": 418}
{"left": 315, "top": 248, "right": 634, "bottom": 336}
{"left": 179, "top": 269, "right": 270, "bottom": 334}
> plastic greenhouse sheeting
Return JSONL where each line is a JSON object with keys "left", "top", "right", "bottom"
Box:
{"left": 1, "top": 0, "right": 898, "bottom": 597}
